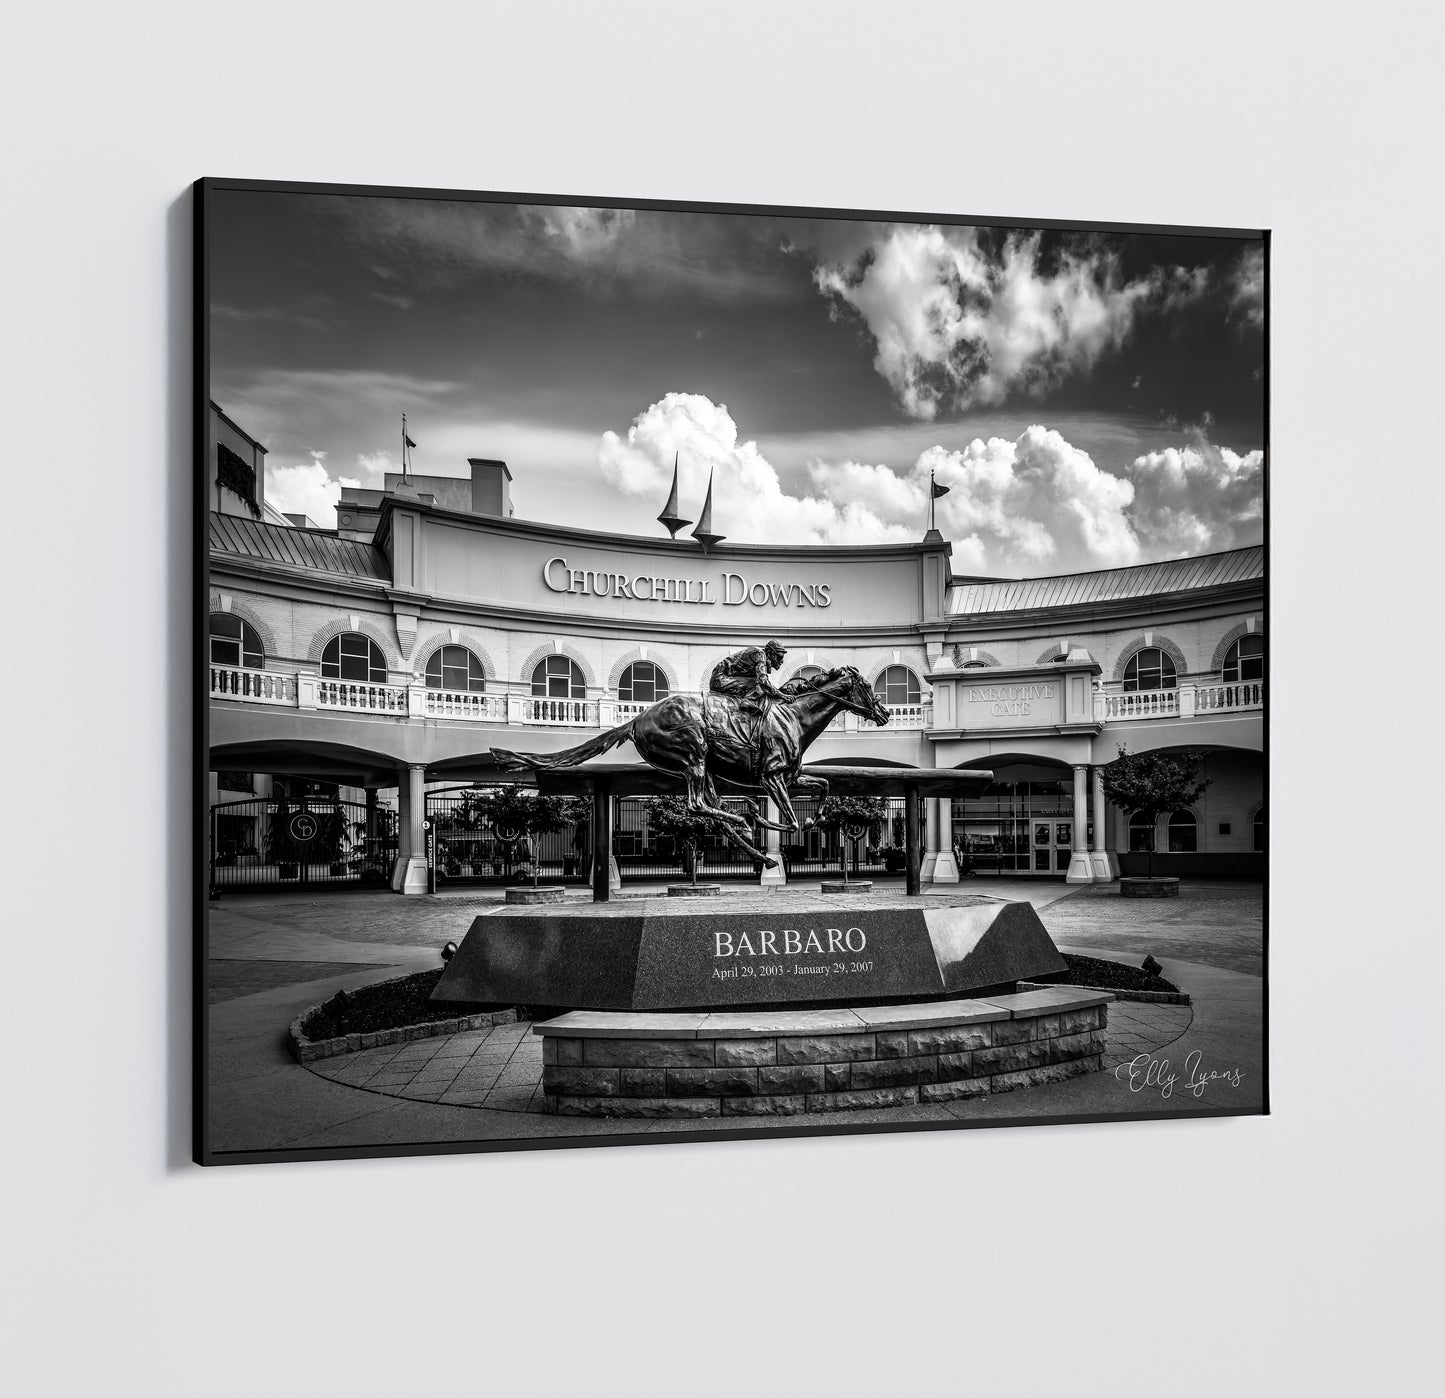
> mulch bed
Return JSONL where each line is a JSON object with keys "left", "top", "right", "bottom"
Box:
{"left": 1034, "top": 953, "right": 1182, "bottom": 996}
{"left": 301, "top": 968, "right": 510, "bottom": 1040}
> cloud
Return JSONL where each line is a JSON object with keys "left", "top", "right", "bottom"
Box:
{"left": 265, "top": 451, "right": 343, "bottom": 527}
{"left": 811, "top": 227, "right": 1207, "bottom": 418}
{"left": 211, "top": 302, "right": 333, "bottom": 332}
{"left": 1229, "top": 244, "right": 1265, "bottom": 331}
{"left": 325, "top": 198, "right": 799, "bottom": 302}
{"left": 369, "top": 292, "right": 414, "bottom": 310}
{"left": 596, "top": 394, "right": 1262, "bottom": 574}
{"left": 265, "top": 447, "right": 390, "bottom": 527}
{"left": 597, "top": 394, "right": 916, "bottom": 548}
{"left": 1126, "top": 433, "right": 1265, "bottom": 556}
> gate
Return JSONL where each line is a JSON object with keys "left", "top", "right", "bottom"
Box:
{"left": 209, "top": 796, "right": 396, "bottom": 893}
{"left": 425, "top": 787, "right": 591, "bottom": 886}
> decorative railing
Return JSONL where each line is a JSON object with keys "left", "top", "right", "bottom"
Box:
{"left": 1196, "top": 680, "right": 1264, "bottom": 712}
{"left": 885, "top": 703, "right": 931, "bottom": 730}
{"left": 314, "top": 679, "right": 409, "bottom": 714}
{"left": 1101, "top": 689, "right": 1180, "bottom": 721}
{"left": 1094, "top": 680, "right": 1264, "bottom": 723}
{"left": 423, "top": 688, "right": 507, "bottom": 721}
{"left": 612, "top": 701, "right": 654, "bottom": 722}
{"left": 209, "top": 665, "right": 296, "bottom": 705}
{"left": 524, "top": 697, "right": 595, "bottom": 726}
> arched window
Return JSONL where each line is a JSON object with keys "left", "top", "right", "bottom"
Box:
{"left": 873, "top": 665, "right": 922, "bottom": 706}
{"left": 1167, "top": 809, "right": 1198, "bottom": 853}
{"left": 321, "top": 634, "right": 387, "bottom": 683}
{"left": 532, "top": 655, "right": 585, "bottom": 699}
{"left": 617, "top": 660, "right": 669, "bottom": 703}
{"left": 1223, "top": 635, "right": 1264, "bottom": 683}
{"left": 1253, "top": 807, "right": 1265, "bottom": 852}
{"left": 210, "top": 613, "right": 263, "bottom": 668}
{"left": 425, "top": 645, "right": 486, "bottom": 693}
{"left": 1123, "top": 647, "right": 1177, "bottom": 692}
{"left": 1128, "top": 812, "right": 1155, "bottom": 852}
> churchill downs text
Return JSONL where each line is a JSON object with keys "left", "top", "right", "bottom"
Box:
{"left": 714, "top": 927, "right": 867, "bottom": 957}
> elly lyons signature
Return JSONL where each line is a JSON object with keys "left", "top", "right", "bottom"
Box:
{"left": 1115, "top": 1050, "right": 1244, "bottom": 1100}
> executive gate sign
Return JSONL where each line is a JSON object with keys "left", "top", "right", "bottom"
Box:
{"left": 431, "top": 898, "right": 1067, "bottom": 1010}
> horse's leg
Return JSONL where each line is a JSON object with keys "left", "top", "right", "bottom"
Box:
{"left": 713, "top": 809, "right": 777, "bottom": 868}
{"left": 683, "top": 768, "right": 774, "bottom": 864}
{"left": 685, "top": 767, "right": 753, "bottom": 829}
{"left": 762, "top": 773, "right": 802, "bottom": 832}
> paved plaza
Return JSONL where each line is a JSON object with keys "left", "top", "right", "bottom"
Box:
{"left": 204, "top": 878, "right": 1265, "bottom": 1156}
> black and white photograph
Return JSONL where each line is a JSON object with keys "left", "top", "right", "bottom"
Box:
{"left": 9, "top": 6, "right": 1444, "bottom": 1394}
{"left": 199, "top": 181, "right": 1268, "bottom": 1161}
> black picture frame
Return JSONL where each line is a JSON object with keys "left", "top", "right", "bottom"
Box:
{"left": 194, "top": 177, "right": 1268, "bottom": 1166}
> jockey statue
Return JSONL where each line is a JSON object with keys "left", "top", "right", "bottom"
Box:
{"left": 708, "top": 639, "right": 789, "bottom": 719}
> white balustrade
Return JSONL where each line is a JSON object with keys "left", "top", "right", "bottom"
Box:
{"left": 1102, "top": 689, "right": 1180, "bottom": 721}
{"left": 422, "top": 688, "right": 508, "bottom": 721}
{"left": 314, "top": 679, "right": 409, "bottom": 714}
{"left": 613, "top": 701, "right": 653, "bottom": 722}
{"left": 1195, "top": 680, "right": 1264, "bottom": 712}
{"left": 524, "top": 697, "right": 596, "bottom": 726}
{"left": 885, "top": 703, "right": 931, "bottom": 730}
{"left": 1095, "top": 681, "right": 1263, "bottom": 723}
{"left": 209, "top": 665, "right": 297, "bottom": 706}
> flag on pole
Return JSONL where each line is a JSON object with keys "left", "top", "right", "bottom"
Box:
{"left": 930, "top": 480, "right": 950, "bottom": 499}
{"left": 404, "top": 433, "right": 417, "bottom": 450}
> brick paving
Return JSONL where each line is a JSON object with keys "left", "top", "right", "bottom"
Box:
{"left": 1039, "top": 881, "right": 1263, "bottom": 976}
{"left": 306, "top": 1020, "right": 548, "bottom": 1113}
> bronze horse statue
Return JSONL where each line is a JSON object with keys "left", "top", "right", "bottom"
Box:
{"left": 491, "top": 666, "right": 891, "bottom": 868}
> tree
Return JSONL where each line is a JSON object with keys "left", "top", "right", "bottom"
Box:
{"left": 473, "top": 786, "right": 577, "bottom": 888}
{"left": 813, "top": 794, "right": 889, "bottom": 884}
{"left": 1100, "top": 746, "right": 1212, "bottom": 879}
{"left": 645, "top": 795, "right": 736, "bottom": 886}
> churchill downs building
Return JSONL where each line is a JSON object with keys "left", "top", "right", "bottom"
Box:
{"left": 206, "top": 403, "right": 1265, "bottom": 896}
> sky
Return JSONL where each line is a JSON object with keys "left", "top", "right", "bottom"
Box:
{"left": 208, "top": 189, "right": 1265, "bottom": 577}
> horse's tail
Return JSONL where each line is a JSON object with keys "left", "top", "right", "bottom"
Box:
{"left": 490, "top": 718, "right": 636, "bottom": 772}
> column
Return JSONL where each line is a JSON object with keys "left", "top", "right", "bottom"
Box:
{"left": 920, "top": 797, "right": 941, "bottom": 883}
{"left": 1090, "top": 766, "right": 1115, "bottom": 882}
{"left": 933, "top": 795, "right": 960, "bottom": 883}
{"left": 392, "top": 764, "right": 429, "bottom": 895}
{"left": 1066, "top": 763, "right": 1095, "bottom": 884}
{"left": 760, "top": 797, "right": 787, "bottom": 887}
{"left": 590, "top": 777, "right": 622, "bottom": 901}
{"left": 904, "top": 783, "right": 922, "bottom": 897}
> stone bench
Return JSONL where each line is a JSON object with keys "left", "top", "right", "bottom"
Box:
{"left": 534, "top": 986, "right": 1112, "bottom": 1118}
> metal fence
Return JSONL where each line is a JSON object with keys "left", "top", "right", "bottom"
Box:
{"left": 425, "top": 787, "right": 591, "bottom": 886}
{"left": 615, "top": 794, "right": 910, "bottom": 882}
{"left": 209, "top": 790, "right": 913, "bottom": 892}
{"left": 209, "top": 797, "right": 396, "bottom": 892}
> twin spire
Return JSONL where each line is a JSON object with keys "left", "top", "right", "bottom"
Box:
{"left": 656, "top": 453, "right": 725, "bottom": 552}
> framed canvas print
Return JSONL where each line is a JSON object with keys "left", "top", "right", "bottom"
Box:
{"left": 195, "top": 178, "right": 1267, "bottom": 1165}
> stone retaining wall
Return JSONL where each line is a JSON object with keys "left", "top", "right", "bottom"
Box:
{"left": 536, "top": 987, "right": 1111, "bottom": 1117}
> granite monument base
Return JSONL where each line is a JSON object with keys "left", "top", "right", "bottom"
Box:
{"left": 667, "top": 884, "right": 721, "bottom": 898}
{"left": 431, "top": 891, "right": 1068, "bottom": 1013}
{"left": 820, "top": 880, "right": 873, "bottom": 894}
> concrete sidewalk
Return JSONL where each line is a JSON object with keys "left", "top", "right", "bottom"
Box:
{"left": 203, "top": 881, "right": 1263, "bottom": 1156}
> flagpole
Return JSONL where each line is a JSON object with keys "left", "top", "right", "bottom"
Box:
{"left": 402, "top": 413, "right": 408, "bottom": 481}
{"left": 929, "top": 470, "right": 936, "bottom": 532}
